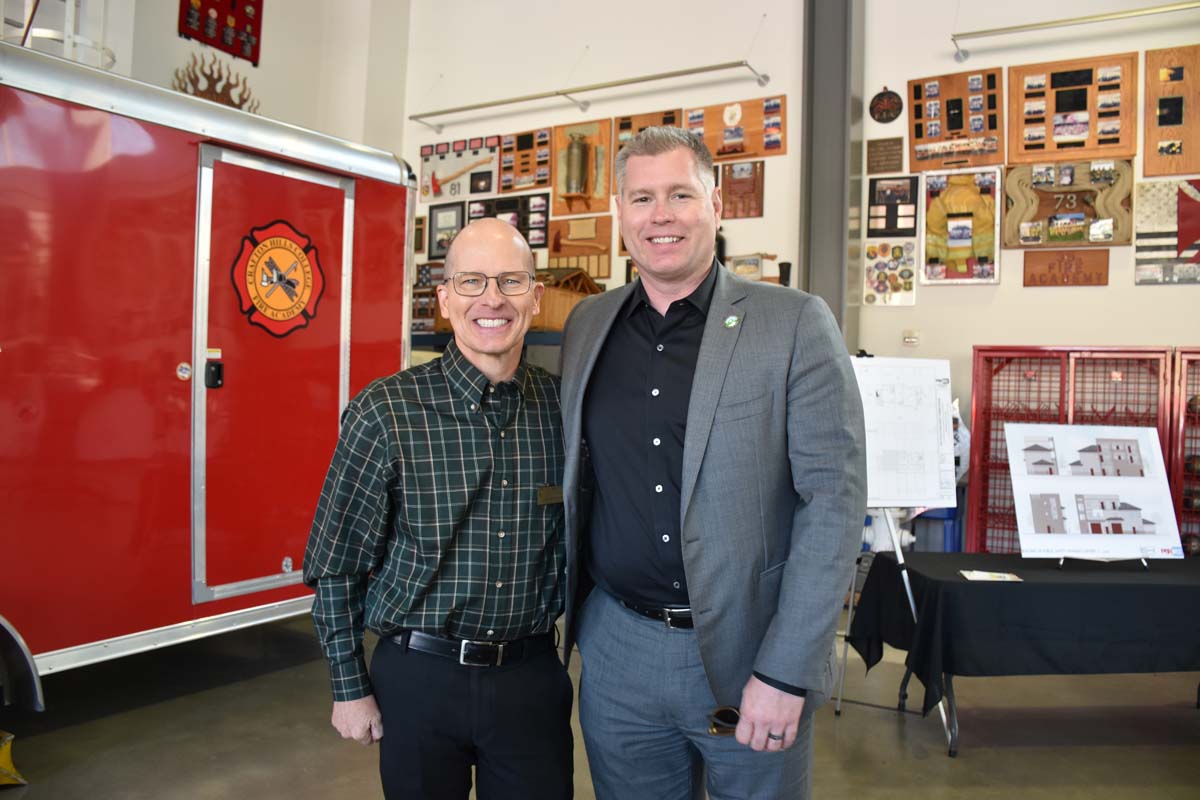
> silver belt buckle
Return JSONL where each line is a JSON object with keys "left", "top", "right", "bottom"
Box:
{"left": 662, "top": 608, "right": 690, "bottom": 628}
{"left": 459, "top": 639, "right": 504, "bottom": 666}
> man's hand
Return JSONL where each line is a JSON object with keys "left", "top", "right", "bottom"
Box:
{"left": 332, "top": 696, "right": 384, "bottom": 745}
{"left": 734, "top": 675, "right": 805, "bottom": 752}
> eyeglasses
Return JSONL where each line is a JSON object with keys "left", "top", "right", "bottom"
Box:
{"left": 707, "top": 706, "right": 739, "bottom": 736}
{"left": 444, "top": 271, "right": 535, "bottom": 297}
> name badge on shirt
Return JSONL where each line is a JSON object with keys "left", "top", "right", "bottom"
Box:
{"left": 538, "top": 485, "right": 564, "bottom": 505}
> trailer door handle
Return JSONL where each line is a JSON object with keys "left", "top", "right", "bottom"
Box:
{"left": 205, "top": 361, "right": 224, "bottom": 389}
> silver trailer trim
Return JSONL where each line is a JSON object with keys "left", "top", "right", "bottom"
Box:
{"left": 0, "top": 41, "right": 409, "bottom": 185}
{"left": 33, "top": 597, "right": 313, "bottom": 676}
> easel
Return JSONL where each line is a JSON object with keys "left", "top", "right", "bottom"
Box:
{"left": 836, "top": 507, "right": 958, "bottom": 756}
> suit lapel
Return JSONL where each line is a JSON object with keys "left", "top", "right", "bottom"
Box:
{"left": 566, "top": 283, "right": 634, "bottom": 445}
{"left": 680, "top": 267, "right": 748, "bottom": 521}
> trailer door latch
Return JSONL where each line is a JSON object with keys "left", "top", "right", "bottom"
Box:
{"left": 205, "top": 361, "right": 224, "bottom": 389}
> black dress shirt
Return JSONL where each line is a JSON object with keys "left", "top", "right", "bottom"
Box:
{"left": 583, "top": 264, "right": 716, "bottom": 607}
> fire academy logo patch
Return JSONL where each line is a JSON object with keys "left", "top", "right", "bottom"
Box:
{"left": 231, "top": 220, "right": 325, "bottom": 337}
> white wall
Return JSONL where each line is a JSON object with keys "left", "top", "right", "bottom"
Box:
{"left": 859, "top": 0, "right": 1200, "bottom": 413}
{"left": 400, "top": 0, "right": 805, "bottom": 286}
{"left": 128, "top": 0, "right": 409, "bottom": 147}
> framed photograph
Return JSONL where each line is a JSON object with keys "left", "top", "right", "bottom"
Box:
{"left": 727, "top": 253, "right": 763, "bottom": 281}
{"left": 428, "top": 202, "right": 464, "bottom": 259}
{"left": 919, "top": 166, "right": 1001, "bottom": 285}
{"left": 413, "top": 216, "right": 426, "bottom": 254}
{"left": 867, "top": 175, "right": 919, "bottom": 238}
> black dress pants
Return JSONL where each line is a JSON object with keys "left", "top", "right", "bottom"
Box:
{"left": 370, "top": 635, "right": 574, "bottom": 799}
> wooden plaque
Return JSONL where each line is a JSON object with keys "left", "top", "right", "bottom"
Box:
{"left": 867, "top": 137, "right": 904, "bottom": 174}
{"left": 1023, "top": 250, "right": 1109, "bottom": 287}
{"left": 1008, "top": 52, "right": 1138, "bottom": 164}
{"left": 612, "top": 108, "right": 683, "bottom": 189}
{"left": 419, "top": 136, "right": 500, "bottom": 204}
{"left": 548, "top": 215, "right": 612, "bottom": 279}
{"left": 684, "top": 95, "right": 787, "bottom": 161}
{"left": 906, "top": 68, "right": 1004, "bottom": 171}
{"left": 1144, "top": 44, "right": 1200, "bottom": 177}
{"left": 553, "top": 119, "right": 612, "bottom": 216}
{"left": 1003, "top": 160, "right": 1132, "bottom": 248}
{"left": 720, "top": 161, "right": 764, "bottom": 219}
{"left": 499, "top": 127, "right": 553, "bottom": 194}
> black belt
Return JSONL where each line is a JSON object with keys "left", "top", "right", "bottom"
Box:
{"left": 391, "top": 630, "right": 553, "bottom": 667}
{"left": 618, "top": 599, "right": 694, "bottom": 629}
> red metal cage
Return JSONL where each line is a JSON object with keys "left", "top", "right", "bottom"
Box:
{"left": 1171, "top": 348, "right": 1200, "bottom": 556}
{"left": 967, "top": 346, "right": 1174, "bottom": 553}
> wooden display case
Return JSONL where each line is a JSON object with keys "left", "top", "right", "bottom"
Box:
{"left": 1144, "top": 44, "right": 1200, "bottom": 177}
{"left": 547, "top": 215, "right": 612, "bottom": 279}
{"left": 1007, "top": 52, "right": 1138, "bottom": 164}
{"left": 1002, "top": 159, "right": 1133, "bottom": 248}
{"left": 553, "top": 119, "right": 612, "bottom": 216}
{"left": 907, "top": 67, "right": 1004, "bottom": 170}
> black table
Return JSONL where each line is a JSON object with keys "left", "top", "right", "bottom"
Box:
{"left": 847, "top": 552, "right": 1200, "bottom": 754}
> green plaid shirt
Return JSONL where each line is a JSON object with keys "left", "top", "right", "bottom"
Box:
{"left": 303, "top": 341, "right": 566, "bottom": 701}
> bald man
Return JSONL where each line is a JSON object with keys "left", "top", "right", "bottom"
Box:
{"left": 304, "top": 219, "right": 573, "bottom": 800}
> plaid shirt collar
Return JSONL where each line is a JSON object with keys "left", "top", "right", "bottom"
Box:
{"left": 441, "top": 337, "right": 530, "bottom": 406}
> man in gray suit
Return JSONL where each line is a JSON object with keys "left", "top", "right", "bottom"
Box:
{"left": 559, "top": 126, "right": 865, "bottom": 800}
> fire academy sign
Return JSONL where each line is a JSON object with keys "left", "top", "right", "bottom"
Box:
{"left": 231, "top": 220, "right": 325, "bottom": 337}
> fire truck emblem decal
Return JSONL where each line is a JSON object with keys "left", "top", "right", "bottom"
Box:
{"left": 231, "top": 220, "right": 325, "bottom": 337}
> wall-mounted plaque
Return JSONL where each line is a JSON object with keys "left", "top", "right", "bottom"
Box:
{"left": 1007, "top": 52, "right": 1138, "bottom": 164}
{"left": 1024, "top": 250, "right": 1109, "bottom": 286}
{"left": 548, "top": 215, "right": 612, "bottom": 279}
{"left": 1003, "top": 159, "right": 1132, "bottom": 248}
{"left": 553, "top": 120, "right": 612, "bottom": 216}
{"left": 499, "top": 128, "right": 553, "bottom": 194}
{"left": 419, "top": 136, "right": 500, "bottom": 204}
{"left": 684, "top": 95, "right": 787, "bottom": 161}
{"left": 1144, "top": 44, "right": 1200, "bottom": 177}
{"left": 919, "top": 166, "right": 1001, "bottom": 285}
{"left": 907, "top": 68, "right": 1004, "bottom": 171}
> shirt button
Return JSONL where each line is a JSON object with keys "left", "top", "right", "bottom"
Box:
{"left": 495, "top": 580, "right": 503, "bottom": 588}
{"left": 500, "top": 431, "right": 506, "bottom": 438}
{"left": 470, "top": 403, "right": 477, "bottom": 411}
{"left": 673, "top": 581, "right": 681, "bottom": 589}
{"left": 498, "top": 531, "right": 506, "bottom": 538}
{"left": 655, "top": 484, "right": 663, "bottom": 493}
{"left": 501, "top": 479, "right": 509, "bottom": 487}
{"left": 488, "top": 386, "right": 495, "bottom": 393}
{"left": 656, "top": 344, "right": 664, "bottom": 352}
{"left": 652, "top": 437, "right": 661, "bottom": 446}
{"left": 487, "top": 629, "right": 495, "bottom": 636}
{"left": 651, "top": 388, "right": 660, "bottom": 397}
{"left": 662, "top": 534, "right": 670, "bottom": 542}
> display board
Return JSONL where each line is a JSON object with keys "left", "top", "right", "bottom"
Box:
{"left": 1005, "top": 423, "right": 1182, "bottom": 560}
{"left": 720, "top": 160, "right": 764, "bottom": 218}
{"left": 466, "top": 193, "right": 549, "bottom": 250}
{"left": 850, "top": 357, "right": 956, "bottom": 508}
{"left": 419, "top": 136, "right": 500, "bottom": 203}
{"left": 1003, "top": 159, "right": 1133, "bottom": 248}
{"left": 863, "top": 239, "right": 917, "bottom": 306}
{"left": 553, "top": 119, "right": 611, "bottom": 216}
{"left": 1007, "top": 52, "right": 1138, "bottom": 164}
{"left": 499, "top": 127, "right": 552, "bottom": 194}
{"left": 547, "top": 215, "right": 611, "bottom": 278}
{"left": 919, "top": 166, "right": 1001, "bottom": 284}
{"left": 907, "top": 67, "right": 1004, "bottom": 170}
{"left": 684, "top": 95, "right": 787, "bottom": 161}
{"left": 867, "top": 175, "right": 918, "bottom": 237}
{"left": 1143, "top": 44, "right": 1200, "bottom": 177}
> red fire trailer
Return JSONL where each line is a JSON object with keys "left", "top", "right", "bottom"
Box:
{"left": 0, "top": 43, "right": 415, "bottom": 711}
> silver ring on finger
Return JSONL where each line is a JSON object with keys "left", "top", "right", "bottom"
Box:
{"left": 766, "top": 732, "right": 784, "bottom": 741}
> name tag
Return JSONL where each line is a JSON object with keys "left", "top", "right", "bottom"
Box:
{"left": 537, "top": 485, "right": 564, "bottom": 505}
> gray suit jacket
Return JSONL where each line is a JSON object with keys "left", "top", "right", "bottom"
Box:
{"left": 559, "top": 265, "right": 866, "bottom": 706}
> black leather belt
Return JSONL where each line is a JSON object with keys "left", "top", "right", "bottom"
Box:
{"left": 391, "top": 630, "right": 553, "bottom": 667}
{"left": 619, "top": 600, "right": 694, "bottom": 629}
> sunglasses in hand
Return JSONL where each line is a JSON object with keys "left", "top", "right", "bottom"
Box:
{"left": 707, "top": 706, "right": 740, "bottom": 736}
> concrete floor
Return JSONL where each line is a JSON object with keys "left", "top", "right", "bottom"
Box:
{"left": 2, "top": 615, "right": 1198, "bottom": 799}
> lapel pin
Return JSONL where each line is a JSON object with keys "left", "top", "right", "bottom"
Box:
{"left": 724, "top": 315, "right": 739, "bottom": 328}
